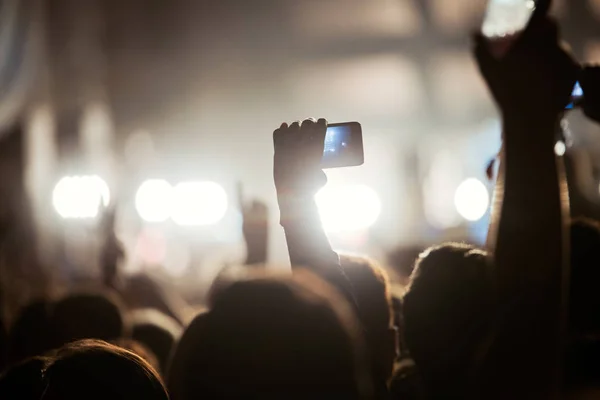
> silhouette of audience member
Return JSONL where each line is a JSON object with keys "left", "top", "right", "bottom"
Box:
{"left": 49, "top": 292, "right": 128, "bottom": 350}
{"left": 172, "top": 272, "right": 371, "bottom": 399}
{"left": 46, "top": 339, "right": 166, "bottom": 400}
{"left": 6, "top": 300, "right": 53, "bottom": 366}
{"left": 206, "top": 265, "right": 259, "bottom": 309}
{"left": 167, "top": 310, "right": 209, "bottom": 400}
{"left": 0, "top": 316, "right": 5, "bottom": 371}
{"left": 113, "top": 338, "right": 161, "bottom": 373}
{"left": 340, "top": 254, "right": 398, "bottom": 394}
{"left": 566, "top": 218, "right": 600, "bottom": 392}
{"left": 569, "top": 218, "right": 600, "bottom": 334}
{"left": 131, "top": 308, "right": 182, "bottom": 374}
{"left": 0, "top": 340, "right": 167, "bottom": 400}
{"left": 402, "top": 243, "right": 494, "bottom": 398}
{"left": 122, "top": 273, "right": 193, "bottom": 326}
{"left": 387, "top": 246, "right": 424, "bottom": 285}
{"left": 581, "top": 65, "right": 600, "bottom": 123}
{"left": 239, "top": 187, "right": 270, "bottom": 266}
{"left": 0, "top": 356, "right": 48, "bottom": 400}
{"left": 473, "top": 11, "right": 577, "bottom": 397}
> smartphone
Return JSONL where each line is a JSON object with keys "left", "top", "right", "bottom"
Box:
{"left": 321, "top": 122, "right": 364, "bottom": 169}
{"left": 566, "top": 81, "right": 584, "bottom": 110}
{"left": 482, "top": 0, "right": 543, "bottom": 58}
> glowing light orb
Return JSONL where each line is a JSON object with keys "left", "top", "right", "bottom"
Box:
{"left": 454, "top": 178, "right": 490, "bottom": 222}
{"left": 315, "top": 185, "right": 381, "bottom": 233}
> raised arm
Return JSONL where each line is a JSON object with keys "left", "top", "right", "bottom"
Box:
{"left": 273, "top": 119, "right": 354, "bottom": 300}
{"left": 474, "top": 17, "right": 578, "bottom": 397}
{"left": 581, "top": 65, "right": 600, "bottom": 123}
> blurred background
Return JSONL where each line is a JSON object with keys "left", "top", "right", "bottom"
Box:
{"left": 1, "top": 0, "right": 600, "bottom": 307}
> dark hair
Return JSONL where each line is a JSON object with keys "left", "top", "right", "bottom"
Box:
{"left": 402, "top": 243, "right": 494, "bottom": 393}
{"left": 565, "top": 218, "right": 600, "bottom": 392}
{"left": 206, "top": 265, "right": 260, "bottom": 308}
{"left": 7, "top": 300, "right": 53, "bottom": 366}
{"left": 174, "top": 271, "right": 371, "bottom": 399}
{"left": 0, "top": 357, "right": 48, "bottom": 400}
{"left": 41, "top": 339, "right": 168, "bottom": 400}
{"left": 167, "top": 311, "right": 209, "bottom": 400}
{"left": 131, "top": 309, "right": 182, "bottom": 374}
{"left": 112, "top": 338, "right": 161, "bottom": 373}
{"left": 387, "top": 245, "right": 424, "bottom": 284}
{"left": 0, "top": 314, "right": 5, "bottom": 372}
{"left": 340, "top": 254, "right": 397, "bottom": 387}
{"left": 569, "top": 218, "right": 600, "bottom": 333}
{"left": 49, "top": 292, "right": 128, "bottom": 349}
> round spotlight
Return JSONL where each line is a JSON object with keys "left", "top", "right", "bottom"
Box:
{"left": 52, "top": 175, "right": 110, "bottom": 219}
{"left": 315, "top": 185, "right": 381, "bottom": 233}
{"left": 454, "top": 178, "right": 490, "bottom": 222}
{"left": 554, "top": 140, "right": 566, "bottom": 157}
{"left": 171, "top": 181, "right": 228, "bottom": 226}
{"left": 135, "top": 180, "right": 173, "bottom": 223}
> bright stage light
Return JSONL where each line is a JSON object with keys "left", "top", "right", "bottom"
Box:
{"left": 315, "top": 185, "right": 381, "bottom": 233}
{"left": 454, "top": 178, "right": 489, "bottom": 222}
{"left": 171, "top": 181, "right": 228, "bottom": 226}
{"left": 52, "top": 175, "right": 110, "bottom": 219}
{"left": 554, "top": 140, "right": 566, "bottom": 157}
{"left": 135, "top": 179, "right": 173, "bottom": 223}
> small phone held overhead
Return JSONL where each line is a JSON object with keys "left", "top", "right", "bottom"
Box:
{"left": 566, "top": 81, "right": 584, "bottom": 110}
{"left": 320, "top": 122, "right": 364, "bottom": 169}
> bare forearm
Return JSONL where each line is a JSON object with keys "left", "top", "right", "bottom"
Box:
{"left": 279, "top": 195, "right": 356, "bottom": 304}
{"left": 494, "top": 117, "right": 568, "bottom": 287}
{"left": 483, "top": 116, "right": 568, "bottom": 397}
{"left": 279, "top": 195, "right": 340, "bottom": 271}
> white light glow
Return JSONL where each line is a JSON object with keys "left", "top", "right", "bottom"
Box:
{"left": 555, "top": 141, "right": 566, "bottom": 157}
{"left": 52, "top": 175, "right": 110, "bottom": 219}
{"left": 315, "top": 185, "right": 381, "bottom": 233}
{"left": 454, "top": 178, "right": 490, "bottom": 222}
{"left": 135, "top": 180, "right": 173, "bottom": 223}
{"left": 171, "top": 181, "right": 228, "bottom": 226}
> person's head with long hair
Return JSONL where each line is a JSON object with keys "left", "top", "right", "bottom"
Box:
{"left": 402, "top": 243, "right": 494, "bottom": 396}
{"left": 172, "top": 271, "right": 372, "bottom": 399}
{"left": 49, "top": 291, "right": 128, "bottom": 350}
{"left": 0, "top": 340, "right": 168, "bottom": 400}
{"left": 340, "top": 254, "right": 398, "bottom": 389}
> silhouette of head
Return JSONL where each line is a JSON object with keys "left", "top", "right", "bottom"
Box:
{"left": 340, "top": 254, "right": 398, "bottom": 385}
{"left": 167, "top": 311, "right": 209, "bottom": 400}
{"left": 49, "top": 292, "right": 128, "bottom": 349}
{"left": 7, "top": 300, "right": 53, "bottom": 365}
{"left": 0, "top": 313, "right": 5, "bottom": 371}
{"left": 41, "top": 339, "right": 168, "bottom": 400}
{"left": 402, "top": 243, "right": 494, "bottom": 394}
{"left": 174, "top": 271, "right": 371, "bottom": 399}
{"left": 0, "top": 356, "right": 48, "bottom": 400}
{"left": 565, "top": 218, "right": 600, "bottom": 393}
{"left": 112, "top": 338, "right": 161, "bottom": 373}
{"left": 569, "top": 218, "right": 600, "bottom": 334}
{"left": 131, "top": 308, "right": 182, "bottom": 374}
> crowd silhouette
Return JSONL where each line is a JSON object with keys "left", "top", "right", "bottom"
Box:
{"left": 3, "top": 2, "right": 600, "bottom": 399}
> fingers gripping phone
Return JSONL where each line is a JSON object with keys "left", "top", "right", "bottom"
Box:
{"left": 320, "top": 122, "right": 364, "bottom": 169}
